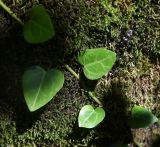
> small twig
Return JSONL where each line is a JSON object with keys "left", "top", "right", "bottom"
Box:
{"left": 64, "top": 64, "right": 103, "bottom": 106}
{"left": 0, "top": 0, "right": 24, "bottom": 26}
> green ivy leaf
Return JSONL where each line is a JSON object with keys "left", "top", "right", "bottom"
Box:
{"left": 78, "top": 105, "right": 105, "bottom": 128}
{"left": 129, "top": 106, "right": 158, "bottom": 128}
{"left": 78, "top": 48, "right": 116, "bottom": 80}
{"left": 23, "top": 5, "right": 55, "bottom": 44}
{"left": 23, "top": 66, "right": 64, "bottom": 112}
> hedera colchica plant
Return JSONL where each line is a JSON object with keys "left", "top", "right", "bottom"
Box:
{"left": 76, "top": 48, "right": 116, "bottom": 128}
{"left": 78, "top": 48, "right": 116, "bottom": 80}
{"left": 0, "top": 1, "right": 54, "bottom": 44}
{"left": 0, "top": 0, "right": 108, "bottom": 127}
{"left": 23, "top": 66, "right": 64, "bottom": 111}
{"left": 23, "top": 5, "right": 55, "bottom": 44}
{"left": 78, "top": 105, "right": 105, "bottom": 128}
{"left": 129, "top": 105, "right": 158, "bottom": 128}
{"left": 0, "top": 1, "right": 158, "bottom": 131}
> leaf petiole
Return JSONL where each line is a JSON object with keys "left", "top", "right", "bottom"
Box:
{"left": 64, "top": 64, "right": 80, "bottom": 80}
{"left": 88, "top": 91, "right": 103, "bottom": 106}
{"left": 0, "top": 0, "right": 24, "bottom": 25}
{"left": 65, "top": 64, "right": 103, "bottom": 106}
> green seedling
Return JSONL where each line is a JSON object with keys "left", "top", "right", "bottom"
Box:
{"left": 129, "top": 105, "right": 158, "bottom": 128}
{"left": 78, "top": 105, "right": 105, "bottom": 128}
{"left": 23, "top": 66, "right": 64, "bottom": 111}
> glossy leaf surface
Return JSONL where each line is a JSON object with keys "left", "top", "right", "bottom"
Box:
{"left": 23, "top": 5, "right": 54, "bottom": 43}
{"left": 78, "top": 105, "right": 105, "bottom": 128}
{"left": 23, "top": 66, "right": 64, "bottom": 111}
{"left": 78, "top": 48, "right": 116, "bottom": 80}
{"left": 129, "top": 106, "right": 158, "bottom": 128}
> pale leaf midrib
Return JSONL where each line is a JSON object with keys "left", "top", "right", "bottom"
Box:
{"left": 85, "top": 57, "right": 109, "bottom": 67}
{"left": 31, "top": 72, "right": 45, "bottom": 109}
{"left": 81, "top": 110, "right": 95, "bottom": 127}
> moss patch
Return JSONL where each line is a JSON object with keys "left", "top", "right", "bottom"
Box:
{"left": 96, "top": 51, "right": 160, "bottom": 146}
{"left": 0, "top": 0, "right": 160, "bottom": 146}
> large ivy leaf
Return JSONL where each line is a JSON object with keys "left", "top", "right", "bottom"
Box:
{"left": 78, "top": 48, "right": 116, "bottom": 80}
{"left": 23, "top": 66, "right": 64, "bottom": 112}
{"left": 78, "top": 105, "right": 105, "bottom": 128}
{"left": 129, "top": 106, "right": 158, "bottom": 128}
{"left": 23, "top": 5, "right": 55, "bottom": 44}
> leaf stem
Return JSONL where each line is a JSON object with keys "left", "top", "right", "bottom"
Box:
{"left": 0, "top": 0, "right": 24, "bottom": 26}
{"left": 64, "top": 64, "right": 103, "bottom": 106}
{"left": 133, "top": 140, "right": 142, "bottom": 147}
{"left": 64, "top": 64, "right": 80, "bottom": 80}
{"left": 88, "top": 91, "right": 103, "bottom": 106}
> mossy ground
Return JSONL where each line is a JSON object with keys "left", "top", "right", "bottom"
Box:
{"left": 0, "top": 0, "right": 160, "bottom": 146}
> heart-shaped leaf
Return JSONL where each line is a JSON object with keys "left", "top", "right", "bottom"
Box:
{"left": 78, "top": 48, "right": 116, "bottom": 80}
{"left": 23, "top": 66, "right": 64, "bottom": 112}
{"left": 129, "top": 106, "right": 158, "bottom": 128}
{"left": 78, "top": 105, "right": 105, "bottom": 128}
{"left": 23, "top": 5, "right": 55, "bottom": 44}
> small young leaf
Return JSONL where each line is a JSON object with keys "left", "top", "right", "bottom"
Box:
{"left": 78, "top": 48, "right": 116, "bottom": 80}
{"left": 23, "top": 66, "right": 64, "bottom": 111}
{"left": 78, "top": 105, "right": 105, "bottom": 128}
{"left": 129, "top": 106, "right": 158, "bottom": 128}
{"left": 23, "top": 5, "right": 55, "bottom": 44}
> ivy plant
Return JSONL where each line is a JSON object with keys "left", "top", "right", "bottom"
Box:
{"left": 78, "top": 105, "right": 105, "bottom": 128}
{"left": 23, "top": 5, "right": 55, "bottom": 44}
{"left": 77, "top": 48, "right": 116, "bottom": 128}
{"left": 0, "top": 1, "right": 54, "bottom": 44}
{"left": 23, "top": 66, "right": 64, "bottom": 111}
{"left": 22, "top": 47, "right": 115, "bottom": 127}
{"left": 129, "top": 105, "right": 158, "bottom": 128}
{"left": 0, "top": 1, "right": 158, "bottom": 132}
{"left": 78, "top": 48, "right": 116, "bottom": 80}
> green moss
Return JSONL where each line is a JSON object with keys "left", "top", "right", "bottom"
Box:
{"left": 110, "top": 50, "right": 160, "bottom": 111}
{"left": 0, "top": 71, "right": 96, "bottom": 146}
{"left": 98, "top": 51, "right": 160, "bottom": 146}
{"left": 0, "top": 0, "right": 160, "bottom": 146}
{"left": 127, "top": 1, "right": 160, "bottom": 55}
{"left": 89, "top": 50, "right": 160, "bottom": 146}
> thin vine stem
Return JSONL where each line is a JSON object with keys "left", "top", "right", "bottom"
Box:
{"left": 65, "top": 64, "right": 80, "bottom": 80}
{"left": 0, "top": 0, "right": 24, "bottom": 25}
{"left": 88, "top": 91, "right": 103, "bottom": 106}
{"left": 0, "top": 0, "right": 103, "bottom": 106}
{"left": 64, "top": 64, "right": 103, "bottom": 106}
